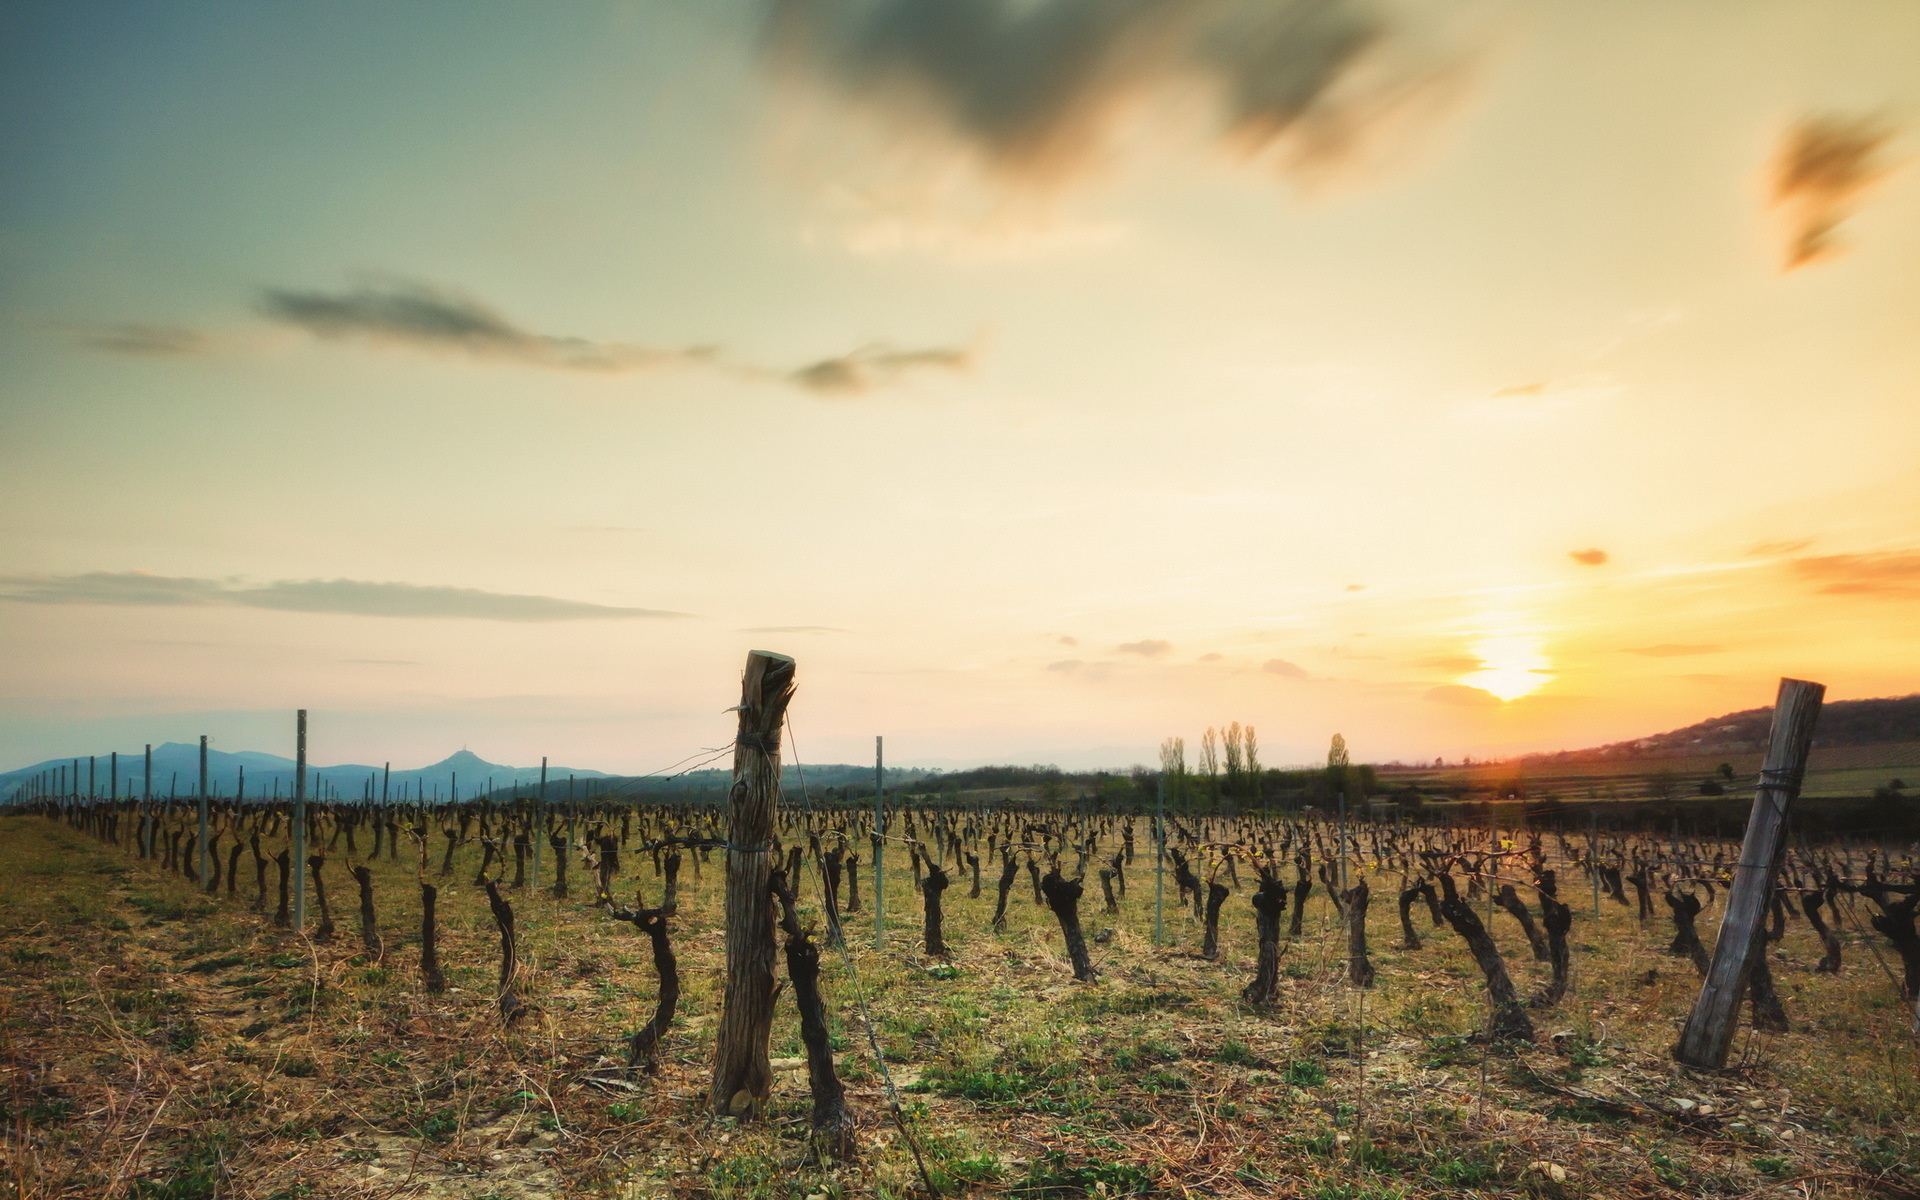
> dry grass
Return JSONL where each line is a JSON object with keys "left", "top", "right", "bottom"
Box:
{"left": 1, "top": 811, "right": 1916, "bottom": 1199}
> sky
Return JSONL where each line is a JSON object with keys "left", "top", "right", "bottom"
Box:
{"left": 3, "top": 0, "right": 1919, "bottom": 776}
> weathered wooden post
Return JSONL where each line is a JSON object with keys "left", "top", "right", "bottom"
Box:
{"left": 709, "top": 651, "right": 796, "bottom": 1119}
{"left": 197, "top": 736, "right": 210, "bottom": 886}
{"left": 293, "top": 710, "right": 308, "bottom": 932}
{"left": 1674, "top": 678, "right": 1823, "bottom": 1069}
{"left": 532, "top": 756, "right": 546, "bottom": 893}
{"left": 873, "top": 736, "right": 885, "bottom": 949}
{"left": 1154, "top": 774, "right": 1166, "bottom": 946}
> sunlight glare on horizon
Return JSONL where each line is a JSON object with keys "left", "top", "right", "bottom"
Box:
{"left": 1462, "top": 629, "right": 1553, "bottom": 703}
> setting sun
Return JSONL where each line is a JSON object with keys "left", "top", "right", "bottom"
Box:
{"left": 1462, "top": 632, "right": 1553, "bottom": 702}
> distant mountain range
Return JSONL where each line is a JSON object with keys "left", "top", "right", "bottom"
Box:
{"left": 0, "top": 742, "right": 937, "bottom": 805}
{"left": 0, "top": 743, "right": 611, "bottom": 803}
{"left": 1524, "top": 694, "right": 1920, "bottom": 763}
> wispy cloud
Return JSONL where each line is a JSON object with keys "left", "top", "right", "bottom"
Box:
{"left": 63, "top": 322, "right": 211, "bottom": 357}
{"left": 1791, "top": 551, "right": 1920, "bottom": 596}
{"left": 249, "top": 279, "right": 971, "bottom": 394}
{"left": 1117, "top": 638, "right": 1172, "bottom": 657}
{"left": 0, "top": 571, "right": 688, "bottom": 621}
{"left": 765, "top": 0, "right": 1470, "bottom": 192}
{"left": 1425, "top": 683, "right": 1498, "bottom": 707}
{"left": 1262, "top": 658, "right": 1308, "bottom": 678}
{"left": 1623, "top": 643, "right": 1721, "bottom": 658}
{"left": 1568, "top": 548, "right": 1608, "bottom": 566}
{"left": 259, "top": 281, "right": 709, "bottom": 373}
{"left": 1771, "top": 115, "right": 1898, "bottom": 270}
{"left": 788, "top": 343, "right": 975, "bottom": 394}
{"left": 741, "top": 625, "right": 850, "bottom": 634}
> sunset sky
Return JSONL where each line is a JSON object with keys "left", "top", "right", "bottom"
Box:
{"left": 3, "top": 0, "right": 1918, "bottom": 775}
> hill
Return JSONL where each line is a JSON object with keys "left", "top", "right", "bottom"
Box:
{"left": 1522, "top": 693, "right": 1920, "bottom": 764}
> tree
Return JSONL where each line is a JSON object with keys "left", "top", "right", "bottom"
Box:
{"left": 1160, "top": 737, "right": 1187, "bottom": 812}
{"left": 1222, "top": 723, "right": 1245, "bottom": 803}
{"left": 1244, "top": 726, "right": 1262, "bottom": 810}
{"left": 1327, "top": 734, "right": 1351, "bottom": 805}
{"left": 1199, "top": 727, "right": 1221, "bottom": 809}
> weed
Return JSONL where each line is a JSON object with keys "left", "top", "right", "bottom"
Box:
{"left": 1284, "top": 1059, "right": 1329, "bottom": 1087}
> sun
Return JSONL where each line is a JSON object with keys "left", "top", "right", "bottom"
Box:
{"left": 1461, "top": 632, "right": 1553, "bottom": 702}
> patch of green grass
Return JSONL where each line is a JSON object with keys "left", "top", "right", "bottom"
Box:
{"left": 1649, "top": 1149, "right": 1687, "bottom": 1187}
{"left": 129, "top": 1133, "right": 228, "bottom": 1200}
{"left": 1075, "top": 988, "right": 1191, "bottom": 1017}
{"left": 707, "top": 1151, "right": 782, "bottom": 1197}
{"left": 127, "top": 892, "right": 215, "bottom": 923}
{"left": 1212, "top": 1039, "right": 1257, "bottom": 1066}
{"left": 1284, "top": 1059, "right": 1328, "bottom": 1087}
{"left": 278, "top": 1056, "right": 319, "bottom": 1078}
{"left": 1022, "top": 1150, "right": 1153, "bottom": 1197}
{"left": 1752, "top": 1156, "right": 1793, "bottom": 1178}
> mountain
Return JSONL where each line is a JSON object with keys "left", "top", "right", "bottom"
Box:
{"left": 1, "top": 743, "right": 610, "bottom": 804}
{"left": 1523, "top": 694, "right": 1920, "bottom": 764}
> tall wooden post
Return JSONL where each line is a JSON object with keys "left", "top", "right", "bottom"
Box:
{"left": 1154, "top": 775, "right": 1166, "bottom": 946}
{"left": 198, "top": 736, "right": 210, "bottom": 884}
{"left": 533, "top": 756, "right": 546, "bottom": 893}
{"left": 709, "top": 651, "right": 796, "bottom": 1119}
{"left": 293, "top": 710, "right": 308, "bottom": 932}
{"left": 1675, "top": 678, "right": 1823, "bottom": 1069}
{"left": 873, "top": 736, "right": 885, "bottom": 949}
{"left": 110, "top": 752, "right": 118, "bottom": 802}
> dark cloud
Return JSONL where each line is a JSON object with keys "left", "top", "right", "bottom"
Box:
{"left": 1623, "top": 643, "right": 1722, "bottom": 658}
{"left": 259, "top": 281, "right": 706, "bottom": 373}
{"left": 66, "top": 322, "right": 211, "bottom": 357}
{"left": 788, "top": 343, "right": 974, "bottom": 394}
{"left": 765, "top": 0, "right": 1461, "bottom": 188}
{"left": 0, "top": 571, "right": 688, "bottom": 622}
{"left": 1117, "top": 638, "right": 1172, "bottom": 657}
{"left": 1772, "top": 115, "right": 1897, "bottom": 270}
{"left": 1791, "top": 552, "right": 1920, "bottom": 596}
{"left": 1568, "top": 548, "right": 1608, "bottom": 566}
{"left": 1262, "top": 657, "right": 1307, "bottom": 678}
{"left": 1425, "top": 683, "right": 1499, "bottom": 707}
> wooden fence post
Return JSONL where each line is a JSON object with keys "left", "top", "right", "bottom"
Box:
{"left": 1674, "top": 678, "right": 1823, "bottom": 1069}
{"left": 708, "top": 651, "right": 796, "bottom": 1118}
{"left": 293, "top": 710, "right": 308, "bottom": 932}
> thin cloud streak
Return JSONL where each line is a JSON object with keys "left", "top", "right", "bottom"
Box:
{"left": 788, "top": 343, "right": 975, "bottom": 394}
{"left": 0, "top": 572, "right": 689, "bottom": 622}
{"left": 249, "top": 279, "right": 971, "bottom": 394}
{"left": 259, "top": 281, "right": 710, "bottom": 373}
{"left": 64, "top": 322, "right": 212, "bottom": 357}
{"left": 1791, "top": 551, "right": 1920, "bottom": 596}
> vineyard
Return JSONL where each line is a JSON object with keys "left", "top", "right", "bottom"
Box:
{"left": 3, "top": 672, "right": 1918, "bottom": 1200}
